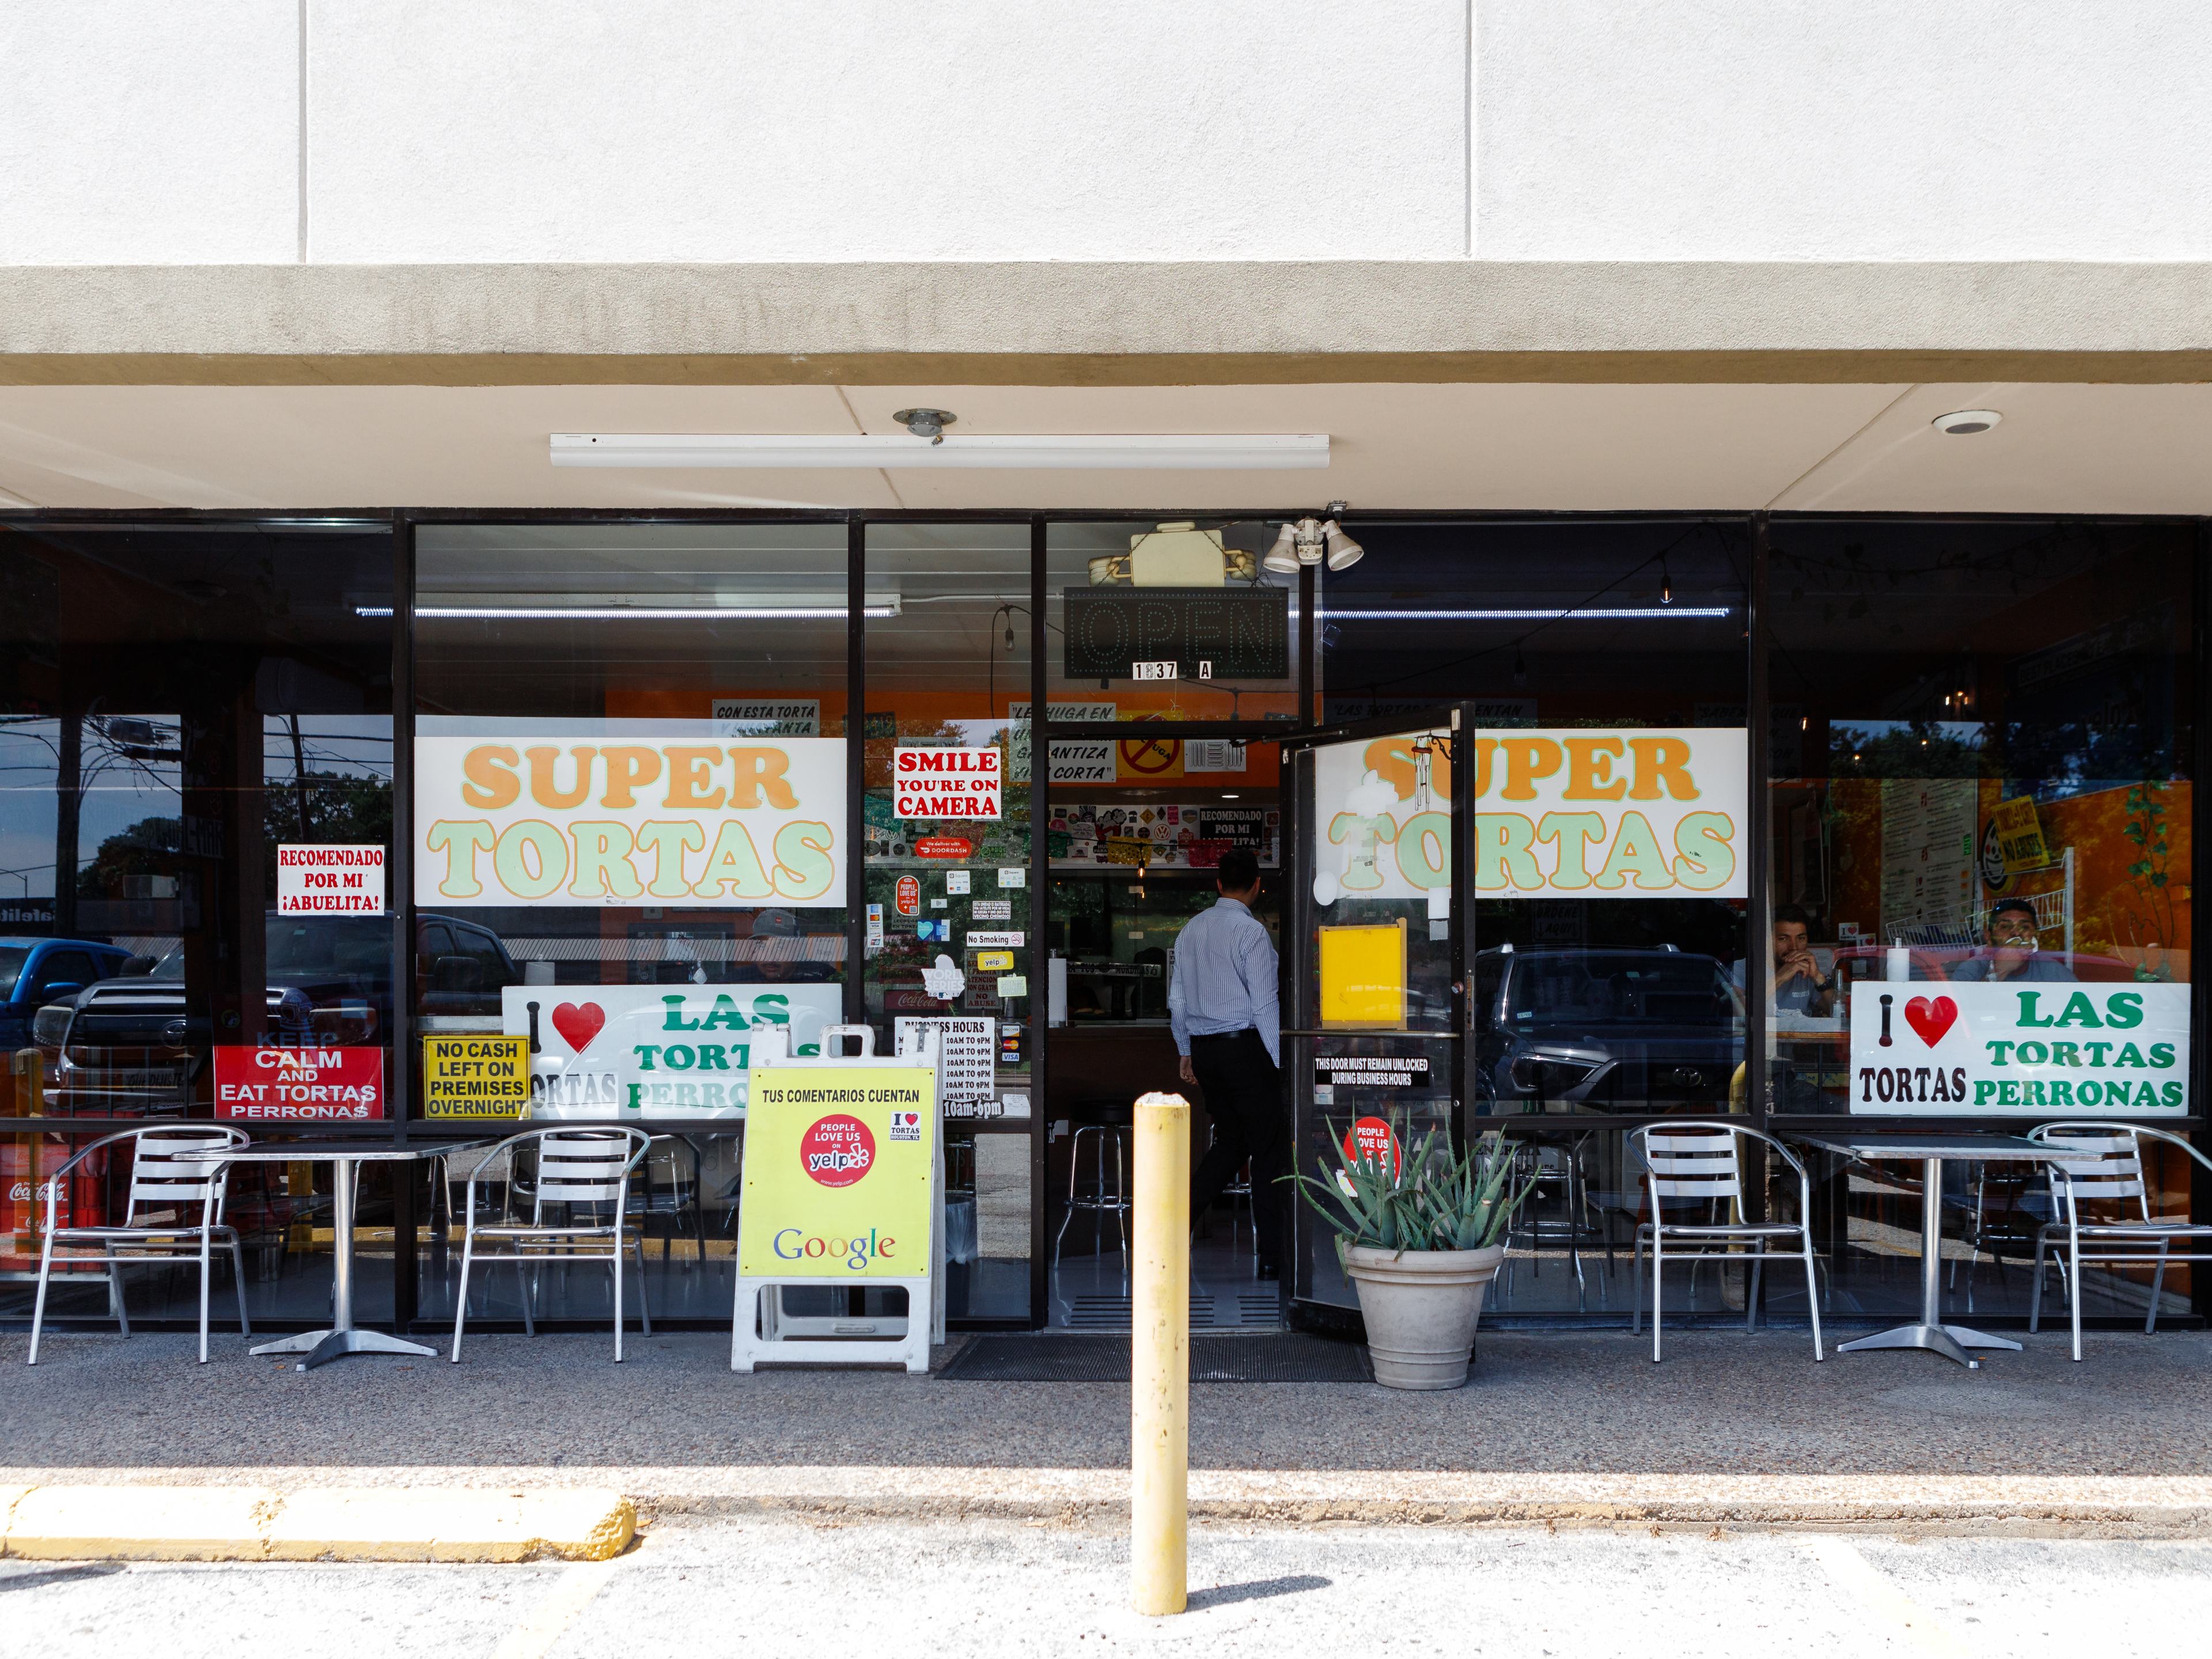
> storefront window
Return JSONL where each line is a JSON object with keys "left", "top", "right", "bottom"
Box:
{"left": 410, "top": 522, "right": 851, "bottom": 1319}
{"left": 0, "top": 520, "right": 397, "bottom": 1323}
{"left": 1763, "top": 517, "right": 2198, "bottom": 1323}
{"left": 861, "top": 523, "right": 1034, "bottom": 1321}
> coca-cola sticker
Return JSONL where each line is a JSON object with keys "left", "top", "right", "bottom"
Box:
{"left": 800, "top": 1115, "right": 876, "bottom": 1188}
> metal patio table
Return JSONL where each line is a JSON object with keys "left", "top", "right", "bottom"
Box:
{"left": 1797, "top": 1132, "right": 2071, "bottom": 1369}
{"left": 185, "top": 1140, "right": 485, "bottom": 1372}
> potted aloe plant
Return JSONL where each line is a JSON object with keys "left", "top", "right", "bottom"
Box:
{"left": 1291, "top": 1122, "right": 1531, "bottom": 1390}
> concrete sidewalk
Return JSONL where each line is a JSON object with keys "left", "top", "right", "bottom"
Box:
{"left": 5, "top": 1328, "right": 2209, "bottom": 1533}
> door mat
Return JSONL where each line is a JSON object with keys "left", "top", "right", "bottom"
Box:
{"left": 939, "top": 1332, "right": 1372, "bottom": 1384}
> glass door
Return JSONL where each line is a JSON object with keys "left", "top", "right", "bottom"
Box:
{"left": 1281, "top": 708, "right": 1467, "bottom": 1317}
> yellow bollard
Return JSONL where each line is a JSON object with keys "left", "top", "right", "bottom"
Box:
{"left": 1130, "top": 1090, "right": 1190, "bottom": 1617}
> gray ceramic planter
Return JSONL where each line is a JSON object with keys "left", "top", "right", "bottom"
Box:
{"left": 1343, "top": 1242, "right": 1508, "bottom": 1389}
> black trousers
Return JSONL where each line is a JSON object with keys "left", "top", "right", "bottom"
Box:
{"left": 1188, "top": 1028, "right": 1290, "bottom": 1275}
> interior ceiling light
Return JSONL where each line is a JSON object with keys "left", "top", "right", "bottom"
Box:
{"left": 1322, "top": 606, "right": 1730, "bottom": 621}
{"left": 355, "top": 592, "right": 899, "bottom": 620}
{"left": 1264, "top": 502, "right": 1363, "bottom": 572}
{"left": 1931, "top": 409, "right": 2002, "bottom": 435}
{"left": 550, "top": 433, "right": 1330, "bottom": 471}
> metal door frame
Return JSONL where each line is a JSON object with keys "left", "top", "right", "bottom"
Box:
{"left": 1274, "top": 703, "right": 1470, "bottom": 1317}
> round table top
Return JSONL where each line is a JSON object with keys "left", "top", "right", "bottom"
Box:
{"left": 177, "top": 1140, "right": 487, "bottom": 1163}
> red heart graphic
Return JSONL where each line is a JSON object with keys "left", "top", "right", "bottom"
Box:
{"left": 1903, "top": 995, "right": 1958, "bottom": 1048}
{"left": 550, "top": 1001, "right": 607, "bottom": 1052}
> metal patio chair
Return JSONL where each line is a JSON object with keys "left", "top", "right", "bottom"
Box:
{"left": 1629, "top": 1122, "right": 1823, "bottom": 1363}
{"left": 450, "top": 1126, "right": 654, "bottom": 1362}
{"left": 26, "top": 1126, "right": 253, "bottom": 1365}
{"left": 2028, "top": 1121, "right": 2212, "bottom": 1361}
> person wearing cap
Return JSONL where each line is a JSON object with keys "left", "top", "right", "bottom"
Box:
{"left": 1948, "top": 897, "right": 2075, "bottom": 982}
{"left": 748, "top": 907, "right": 831, "bottom": 982}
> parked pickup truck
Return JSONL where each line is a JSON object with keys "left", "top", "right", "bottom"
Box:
{"left": 33, "top": 912, "right": 519, "bottom": 1115}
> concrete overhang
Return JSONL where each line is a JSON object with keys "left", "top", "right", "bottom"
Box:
{"left": 4, "top": 260, "right": 2212, "bottom": 386}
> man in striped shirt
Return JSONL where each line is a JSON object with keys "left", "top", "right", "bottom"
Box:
{"left": 1170, "top": 847, "right": 1287, "bottom": 1281}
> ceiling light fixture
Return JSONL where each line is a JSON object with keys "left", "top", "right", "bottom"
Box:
{"left": 1321, "top": 606, "right": 1731, "bottom": 621}
{"left": 355, "top": 593, "right": 898, "bottom": 620}
{"left": 893, "top": 408, "right": 956, "bottom": 444}
{"left": 550, "top": 433, "right": 1330, "bottom": 471}
{"left": 1931, "top": 410, "right": 2002, "bottom": 435}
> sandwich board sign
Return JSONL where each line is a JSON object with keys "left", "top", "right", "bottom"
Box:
{"left": 732, "top": 1026, "right": 942, "bottom": 1373}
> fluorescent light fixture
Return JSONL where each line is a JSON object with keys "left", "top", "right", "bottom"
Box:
{"left": 550, "top": 433, "right": 1330, "bottom": 470}
{"left": 1322, "top": 606, "right": 1732, "bottom": 621}
{"left": 355, "top": 592, "right": 896, "bottom": 620}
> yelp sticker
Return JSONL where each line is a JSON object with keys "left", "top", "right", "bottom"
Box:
{"left": 801, "top": 1114, "right": 876, "bottom": 1187}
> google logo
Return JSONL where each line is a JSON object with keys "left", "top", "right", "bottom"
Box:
{"left": 774, "top": 1227, "right": 896, "bottom": 1271}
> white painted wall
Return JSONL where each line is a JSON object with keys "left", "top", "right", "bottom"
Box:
{"left": 300, "top": 2, "right": 1469, "bottom": 262}
{"left": 4, "top": 2, "right": 2211, "bottom": 266}
{"left": 0, "top": 1, "right": 300, "bottom": 263}
{"left": 1476, "top": 0, "right": 2212, "bottom": 260}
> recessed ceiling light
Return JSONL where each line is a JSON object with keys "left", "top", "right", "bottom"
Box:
{"left": 1931, "top": 410, "right": 2002, "bottom": 435}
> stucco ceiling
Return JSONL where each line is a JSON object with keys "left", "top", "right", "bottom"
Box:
{"left": 0, "top": 378, "right": 2207, "bottom": 516}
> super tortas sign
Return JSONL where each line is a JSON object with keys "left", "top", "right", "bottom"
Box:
{"left": 415, "top": 718, "right": 844, "bottom": 907}
{"left": 736, "top": 1065, "right": 937, "bottom": 1279}
{"left": 1311, "top": 727, "right": 1748, "bottom": 904}
{"left": 1847, "top": 980, "right": 2189, "bottom": 1116}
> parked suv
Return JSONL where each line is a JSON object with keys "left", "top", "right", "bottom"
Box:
{"left": 0, "top": 936, "right": 138, "bottom": 1051}
{"left": 1472, "top": 945, "right": 1744, "bottom": 1115}
{"left": 36, "top": 912, "right": 519, "bottom": 1115}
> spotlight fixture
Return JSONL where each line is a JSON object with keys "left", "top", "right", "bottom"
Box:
{"left": 893, "top": 407, "right": 957, "bottom": 444}
{"left": 1931, "top": 410, "right": 2002, "bottom": 435}
{"left": 1264, "top": 504, "right": 1364, "bottom": 573}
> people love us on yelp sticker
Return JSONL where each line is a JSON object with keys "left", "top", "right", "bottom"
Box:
{"left": 800, "top": 1115, "right": 876, "bottom": 1187}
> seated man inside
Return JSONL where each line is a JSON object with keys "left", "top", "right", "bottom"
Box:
{"left": 1947, "top": 896, "right": 2075, "bottom": 982}
{"left": 1732, "top": 903, "right": 1837, "bottom": 1019}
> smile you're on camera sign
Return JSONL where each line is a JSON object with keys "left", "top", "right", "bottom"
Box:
{"left": 1847, "top": 980, "right": 2190, "bottom": 1116}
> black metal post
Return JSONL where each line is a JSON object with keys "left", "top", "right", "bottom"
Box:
{"left": 1744, "top": 516, "right": 1774, "bottom": 1275}
{"left": 1029, "top": 515, "right": 1050, "bottom": 1329}
{"left": 1299, "top": 555, "right": 1317, "bottom": 728}
{"left": 2195, "top": 521, "right": 2210, "bottom": 1321}
{"left": 846, "top": 517, "right": 868, "bottom": 1029}
{"left": 389, "top": 512, "right": 418, "bottom": 1329}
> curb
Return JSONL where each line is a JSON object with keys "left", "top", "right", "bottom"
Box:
{"left": 626, "top": 1469, "right": 2212, "bottom": 1537}
{"left": 6, "top": 1469, "right": 2208, "bottom": 1540}
{"left": 0, "top": 1485, "right": 635, "bottom": 1563}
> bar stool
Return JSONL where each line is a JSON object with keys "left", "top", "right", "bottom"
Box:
{"left": 1203, "top": 1122, "right": 1258, "bottom": 1265}
{"left": 1054, "top": 1102, "right": 1132, "bottom": 1271}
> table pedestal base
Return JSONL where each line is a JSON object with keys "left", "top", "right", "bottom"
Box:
{"left": 1835, "top": 1321, "right": 2021, "bottom": 1369}
{"left": 251, "top": 1328, "right": 440, "bottom": 1372}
